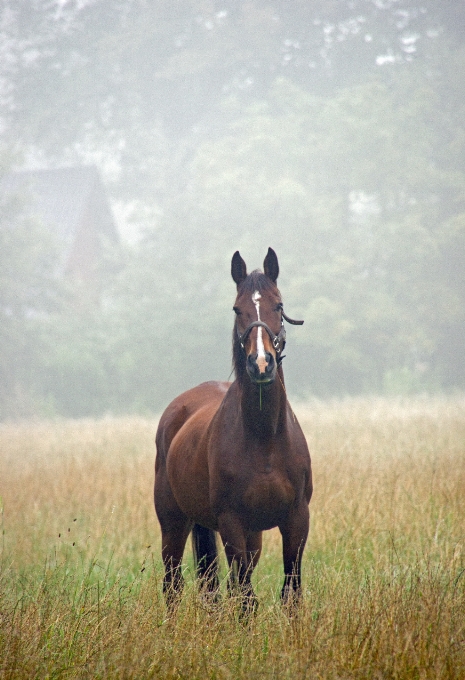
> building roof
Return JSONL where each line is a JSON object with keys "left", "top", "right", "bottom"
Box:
{"left": 1, "top": 165, "right": 118, "bottom": 245}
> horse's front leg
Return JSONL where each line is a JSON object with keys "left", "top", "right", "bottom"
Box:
{"left": 279, "top": 501, "right": 310, "bottom": 608}
{"left": 218, "top": 514, "right": 260, "bottom": 614}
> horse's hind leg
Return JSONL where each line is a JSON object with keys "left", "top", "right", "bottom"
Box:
{"left": 192, "top": 524, "right": 220, "bottom": 599}
{"left": 161, "top": 520, "right": 192, "bottom": 610}
{"left": 154, "top": 470, "right": 192, "bottom": 610}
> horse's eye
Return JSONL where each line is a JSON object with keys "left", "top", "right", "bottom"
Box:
{"left": 233, "top": 306, "right": 241, "bottom": 315}
{"left": 276, "top": 303, "right": 283, "bottom": 312}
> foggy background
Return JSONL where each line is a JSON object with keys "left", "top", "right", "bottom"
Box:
{"left": 1, "top": 0, "right": 464, "bottom": 419}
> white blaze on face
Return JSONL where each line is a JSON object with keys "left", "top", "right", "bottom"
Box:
{"left": 252, "top": 290, "right": 266, "bottom": 368}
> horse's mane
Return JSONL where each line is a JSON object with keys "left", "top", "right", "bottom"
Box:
{"left": 232, "top": 270, "right": 281, "bottom": 383}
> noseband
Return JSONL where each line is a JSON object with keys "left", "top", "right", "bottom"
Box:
{"left": 237, "top": 310, "right": 304, "bottom": 362}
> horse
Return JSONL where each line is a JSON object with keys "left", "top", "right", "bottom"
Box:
{"left": 154, "top": 248, "right": 312, "bottom": 611}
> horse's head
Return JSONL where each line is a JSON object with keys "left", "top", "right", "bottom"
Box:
{"left": 231, "top": 248, "right": 289, "bottom": 385}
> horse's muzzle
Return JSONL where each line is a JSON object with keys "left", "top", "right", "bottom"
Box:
{"left": 246, "top": 351, "right": 276, "bottom": 384}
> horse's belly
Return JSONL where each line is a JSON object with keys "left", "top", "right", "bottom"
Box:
{"left": 241, "top": 473, "right": 296, "bottom": 531}
{"left": 166, "top": 414, "right": 217, "bottom": 529}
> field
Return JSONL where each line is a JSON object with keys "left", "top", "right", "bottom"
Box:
{"left": 1, "top": 397, "right": 464, "bottom": 679}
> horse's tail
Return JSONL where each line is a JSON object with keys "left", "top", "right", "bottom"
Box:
{"left": 192, "top": 524, "right": 219, "bottom": 591}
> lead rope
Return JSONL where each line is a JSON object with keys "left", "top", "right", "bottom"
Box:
{"left": 277, "top": 372, "right": 297, "bottom": 423}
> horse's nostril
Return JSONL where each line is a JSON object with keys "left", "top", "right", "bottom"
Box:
{"left": 265, "top": 353, "right": 275, "bottom": 373}
{"left": 247, "top": 353, "right": 258, "bottom": 368}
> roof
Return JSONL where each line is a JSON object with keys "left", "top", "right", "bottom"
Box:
{"left": 1, "top": 165, "right": 118, "bottom": 245}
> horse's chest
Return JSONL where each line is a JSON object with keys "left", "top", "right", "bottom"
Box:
{"left": 240, "top": 469, "right": 296, "bottom": 530}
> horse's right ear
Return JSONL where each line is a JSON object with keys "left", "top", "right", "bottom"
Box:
{"left": 231, "top": 251, "right": 247, "bottom": 288}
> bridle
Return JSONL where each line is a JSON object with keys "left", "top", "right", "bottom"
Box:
{"left": 237, "top": 310, "right": 304, "bottom": 363}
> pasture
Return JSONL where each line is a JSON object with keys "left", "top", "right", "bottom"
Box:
{"left": 0, "top": 397, "right": 464, "bottom": 679}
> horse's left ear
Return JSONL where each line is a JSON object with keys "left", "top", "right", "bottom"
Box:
{"left": 231, "top": 250, "right": 248, "bottom": 287}
{"left": 263, "top": 247, "right": 279, "bottom": 283}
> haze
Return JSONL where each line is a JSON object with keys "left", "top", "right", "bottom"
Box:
{"left": 1, "top": 1, "right": 464, "bottom": 418}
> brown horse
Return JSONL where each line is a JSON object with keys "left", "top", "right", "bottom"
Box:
{"left": 154, "top": 248, "right": 312, "bottom": 611}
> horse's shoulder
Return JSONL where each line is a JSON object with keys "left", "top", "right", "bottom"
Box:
{"left": 157, "top": 381, "right": 231, "bottom": 447}
{"left": 175, "top": 381, "right": 231, "bottom": 411}
{"left": 193, "top": 380, "right": 231, "bottom": 396}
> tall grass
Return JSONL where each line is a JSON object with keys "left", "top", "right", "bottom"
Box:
{"left": 1, "top": 397, "right": 464, "bottom": 678}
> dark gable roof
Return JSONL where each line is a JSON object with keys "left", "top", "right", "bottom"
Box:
{"left": 1, "top": 165, "right": 118, "bottom": 244}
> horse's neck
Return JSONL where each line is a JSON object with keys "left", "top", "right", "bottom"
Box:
{"left": 240, "top": 369, "right": 287, "bottom": 439}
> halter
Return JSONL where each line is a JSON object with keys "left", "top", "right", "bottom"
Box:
{"left": 237, "top": 310, "right": 304, "bottom": 361}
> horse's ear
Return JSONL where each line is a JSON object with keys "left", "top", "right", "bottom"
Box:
{"left": 263, "top": 247, "right": 279, "bottom": 283}
{"left": 231, "top": 251, "right": 247, "bottom": 287}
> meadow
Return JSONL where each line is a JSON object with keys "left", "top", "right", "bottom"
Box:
{"left": 0, "top": 396, "right": 464, "bottom": 679}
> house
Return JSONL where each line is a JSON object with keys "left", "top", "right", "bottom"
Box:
{"left": 1, "top": 165, "right": 119, "bottom": 302}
